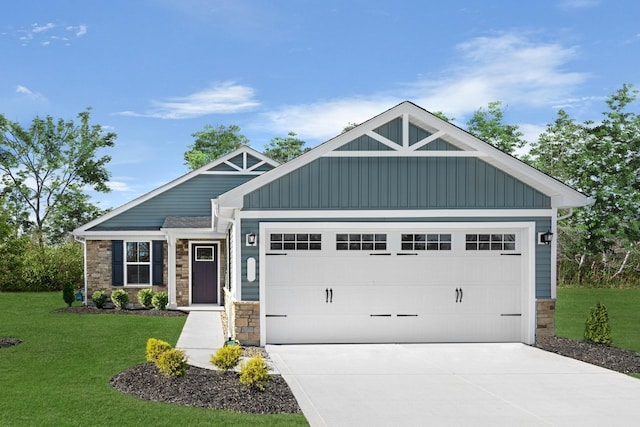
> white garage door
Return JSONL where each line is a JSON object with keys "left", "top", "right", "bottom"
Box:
{"left": 264, "top": 225, "right": 530, "bottom": 344}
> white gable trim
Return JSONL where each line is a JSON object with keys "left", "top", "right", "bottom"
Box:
{"left": 217, "top": 101, "right": 589, "bottom": 211}
{"left": 73, "top": 146, "right": 279, "bottom": 235}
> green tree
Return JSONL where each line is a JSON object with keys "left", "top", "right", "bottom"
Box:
{"left": 184, "top": 124, "right": 248, "bottom": 169}
{"left": 0, "top": 109, "right": 116, "bottom": 245}
{"left": 527, "top": 109, "right": 583, "bottom": 183}
{"left": 572, "top": 84, "right": 640, "bottom": 256}
{"left": 263, "top": 132, "right": 310, "bottom": 163}
{"left": 466, "top": 101, "right": 526, "bottom": 155}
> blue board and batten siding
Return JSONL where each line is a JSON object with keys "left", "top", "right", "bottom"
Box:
{"left": 243, "top": 157, "right": 550, "bottom": 210}
{"left": 91, "top": 175, "right": 254, "bottom": 230}
{"left": 239, "top": 155, "right": 552, "bottom": 302}
{"left": 240, "top": 217, "right": 553, "bottom": 302}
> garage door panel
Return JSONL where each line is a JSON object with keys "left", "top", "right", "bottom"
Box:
{"left": 264, "top": 226, "right": 528, "bottom": 344}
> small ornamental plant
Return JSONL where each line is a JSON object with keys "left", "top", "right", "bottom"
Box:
{"left": 137, "top": 288, "right": 154, "bottom": 308}
{"left": 145, "top": 338, "right": 172, "bottom": 363}
{"left": 111, "top": 289, "right": 129, "bottom": 310}
{"left": 92, "top": 291, "right": 108, "bottom": 309}
{"left": 62, "top": 282, "right": 75, "bottom": 307}
{"left": 584, "top": 302, "right": 612, "bottom": 346}
{"left": 152, "top": 292, "right": 168, "bottom": 310}
{"left": 239, "top": 355, "right": 271, "bottom": 391}
{"left": 156, "top": 348, "right": 188, "bottom": 377}
{"left": 211, "top": 345, "right": 243, "bottom": 371}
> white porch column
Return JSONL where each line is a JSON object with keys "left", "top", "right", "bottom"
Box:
{"left": 166, "top": 233, "right": 178, "bottom": 309}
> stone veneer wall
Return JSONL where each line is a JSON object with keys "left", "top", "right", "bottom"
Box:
{"left": 536, "top": 299, "right": 555, "bottom": 338}
{"left": 85, "top": 240, "right": 168, "bottom": 304}
{"left": 234, "top": 301, "right": 260, "bottom": 346}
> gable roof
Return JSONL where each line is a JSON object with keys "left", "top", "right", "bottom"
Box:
{"left": 217, "top": 101, "right": 590, "bottom": 213}
{"left": 74, "top": 146, "right": 279, "bottom": 235}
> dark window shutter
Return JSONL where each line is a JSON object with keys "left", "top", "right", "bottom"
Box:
{"left": 112, "top": 240, "right": 124, "bottom": 286}
{"left": 152, "top": 240, "right": 164, "bottom": 286}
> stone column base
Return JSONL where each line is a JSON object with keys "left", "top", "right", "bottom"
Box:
{"left": 233, "top": 301, "right": 260, "bottom": 346}
{"left": 536, "top": 299, "right": 556, "bottom": 339}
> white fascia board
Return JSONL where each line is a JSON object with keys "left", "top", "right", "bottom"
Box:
{"left": 80, "top": 231, "right": 166, "bottom": 240}
{"left": 73, "top": 146, "right": 279, "bottom": 235}
{"left": 239, "top": 209, "right": 554, "bottom": 220}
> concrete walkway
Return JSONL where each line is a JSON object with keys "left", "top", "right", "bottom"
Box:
{"left": 175, "top": 311, "right": 225, "bottom": 369}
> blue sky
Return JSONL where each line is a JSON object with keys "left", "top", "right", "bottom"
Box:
{"left": 2, "top": 0, "right": 639, "bottom": 210}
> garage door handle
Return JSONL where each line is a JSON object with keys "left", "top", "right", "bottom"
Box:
{"left": 325, "top": 288, "right": 333, "bottom": 303}
{"left": 266, "top": 253, "right": 288, "bottom": 256}
{"left": 500, "top": 313, "right": 522, "bottom": 317}
{"left": 397, "top": 253, "right": 418, "bottom": 256}
{"left": 370, "top": 253, "right": 391, "bottom": 256}
{"left": 266, "top": 314, "right": 288, "bottom": 318}
{"left": 500, "top": 253, "right": 521, "bottom": 256}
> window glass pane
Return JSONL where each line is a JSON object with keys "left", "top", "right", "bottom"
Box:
{"left": 491, "top": 243, "right": 503, "bottom": 250}
{"left": 479, "top": 234, "right": 490, "bottom": 242}
{"left": 375, "top": 234, "right": 386, "bottom": 242}
{"left": 310, "top": 243, "right": 322, "bottom": 250}
{"left": 491, "top": 234, "right": 503, "bottom": 242}
{"left": 415, "top": 242, "right": 426, "bottom": 250}
{"left": 336, "top": 242, "right": 348, "bottom": 250}
{"left": 196, "top": 247, "right": 214, "bottom": 261}
{"left": 479, "top": 242, "right": 490, "bottom": 250}
{"left": 126, "top": 242, "right": 137, "bottom": 262}
{"left": 374, "top": 242, "right": 387, "bottom": 250}
{"left": 414, "top": 234, "right": 426, "bottom": 242}
{"left": 297, "top": 242, "right": 309, "bottom": 250}
{"left": 466, "top": 234, "right": 477, "bottom": 242}
{"left": 362, "top": 234, "right": 373, "bottom": 242}
{"left": 401, "top": 234, "right": 413, "bottom": 242}
{"left": 270, "top": 234, "right": 283, "bottom": 242}
{"left": 362, "top": 243, "right": 374, "bottom": 250}
{"left": 297, "top": 234, "right": 308, "bottom": 241}
{"left": 504, "top": 242, "right": 516, "bottom": 250}
{"left": 310, "top": 234, "right": 321, "bottom": 241}
{"left": 270, "top": 243, "right": 282, "bottom": 250}
{"left": 466, "top": 243, "right": 477, "bottom": 250}
{"left": 504, "top": 234, "right": 515, "bottom": 242}
{"left": 284, "top": 242, "right": 295, "bottom": 250}
{"left": 427, "top": 242, "right": 439, "bottom": 250}
{"left": 440, "top": 242, "right": 452, "bottom": 250}
{"left": 350, "top": 242, "right": 361, "bottom": 250}
{"left": 138, "top": 242, "right": 150, "bottom": 262}
{"left": 336, "top": 234, "right": 348, "bottom": 242}
{"left": 426, "top": 234, "right": 438, "bottom": 242}
{"left": 401, "top": 242, "right": 413, "bottom": 250}
{"left": 284, "top": 234, "right": 295, "bottom": 241}
{"left": 440, "top": 234, "right": 451, "bottom": 242}
{"left": 127, "top": 265, "right": 150, "bottom": 284}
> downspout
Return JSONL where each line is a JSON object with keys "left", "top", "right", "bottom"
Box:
{"left": 73, "top": 235, "right": 88, "bottom": 306}
{"left": 557, "top": 208, "right": 574, "bottom": 221}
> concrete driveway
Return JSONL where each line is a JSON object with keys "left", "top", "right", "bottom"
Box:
{"left": 267, "top": 343, "right": 640, "bottom": 427}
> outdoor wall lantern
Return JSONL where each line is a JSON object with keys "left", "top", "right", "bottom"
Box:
{"left": 538, "top": 230, "right": 554, "bottom": 245}
{"left": 246, "top": 233, "right": 257, "bottom": 247}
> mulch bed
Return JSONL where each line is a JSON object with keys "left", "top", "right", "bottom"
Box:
{"left": 110, "top": 363, "right": 301, "bottom": 414}
{"left": 53, "top": 306, "right": 188, "bottom": 317}
{"left": 535, "top": 336, "right": 640, "bottom": 375}
{"left": 0, "top": 338, "right": 22, "bottom": 348}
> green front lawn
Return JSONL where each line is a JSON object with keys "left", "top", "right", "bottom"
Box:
{"left": 0, "top": 292, "right": 307, "bottom": 426}
{"left": 555, "top": 288, "right": 640, "bottom": 353}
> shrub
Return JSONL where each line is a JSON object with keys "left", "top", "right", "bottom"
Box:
{"left": 239, "top": 355, "right": 271, "bottom": 391}
{"left": 111, "top": 289, "right": 129, "bottom": 310}
{"left": 137, "top": 288, "right": 154, "bottom": 308}
{"left": 157, "top": 348, "right": 188, "bottom": 377}
{"left": 211, "top": 345, "right": 243, "bottom": 371}
{"left": 145, "top": 338, "right": 173, "bottom": 363}
{"left": 584, "top": 302, "right": 612, "bottom": 345}
{"left": 92, "top": 291, "right": 108, "bottom": 309}
{"left": 152, "top": 292, "right": 168, "bottom": 310}
{"left": 62, "top": 282, "right": 75, "bottom": 307}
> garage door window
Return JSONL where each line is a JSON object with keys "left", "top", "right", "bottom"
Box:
{"left": 336, "top": 233, "right": 387, "bottom": 251}
{"left": 270, "top": 233, "right": 322, "bottom": 251}
{"left": 401, "top": 234, "right": 451, "bottom": 251}
{"left": 465, "top": 234, "right": 516, "bottom": 251}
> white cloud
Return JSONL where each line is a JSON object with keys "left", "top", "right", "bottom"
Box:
{"left": 261, "top": 33, "right": 589, "bottom": 142}
{"left": 108, "top": 181, "right": 134, "bottom": 192}
{"left": 117, "top": 82, "right": 260, "bottom": 119}
{"left": 16, "top": 85, "right": 45, "bottom": 100}
{"left": 67, "top": 24, "right": 88, "bottom": 37}
{"left": 32, "top": 22, "right": 55, "bottom": 33}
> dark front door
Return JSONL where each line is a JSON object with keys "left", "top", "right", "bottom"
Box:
{"left": 191, "top": 244, "right": 218, "bottom": 304}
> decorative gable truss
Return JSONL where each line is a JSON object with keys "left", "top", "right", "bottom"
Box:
{"left": 206, "top": 150, "right": 277, "bottom": 174}
{"left": 329, "top": 115, "right": 474, "bottom": 156}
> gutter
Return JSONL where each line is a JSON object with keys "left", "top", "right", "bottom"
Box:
{"left": 73, "top": 234, "right": 88, "bottom": 306}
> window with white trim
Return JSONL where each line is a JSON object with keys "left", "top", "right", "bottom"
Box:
{"left": 336, "top": 233, "right": 387, "bottom": 251}
{"left": 270, "top": 233, "right": 322, "bottom": 251}
{"left": 126, "top": 241, "right": 151, "bottom": 285}
{"left": 401, "top": 233, "right": 451, "bottom": 251}
{"left": 465, "top": 234, "right": 516, "bottom": 251}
